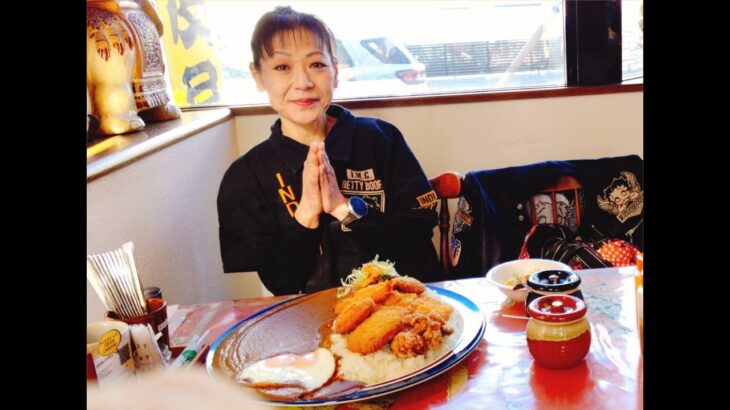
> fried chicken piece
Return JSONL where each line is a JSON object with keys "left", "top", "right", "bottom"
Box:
{"left": 402, "top": 312, "right": 447, "bottom": 351}
{"left": 422, "top": 320, "right": 444, "bottom": 350}
{"left": 386, "top": 292, "right": 452, "bottom": 322}
{"left": 407, "top": 295, "right": 453, "bottom": 323}
{"left": 382, "top": 290, "right": 417, "bottom": 306}
{"left": 406, "top": 313, "right": 431, "bottom": 334}
{"left": 391, "top": 331, "right": 427, "bottom": 358}
{"left": 427, "top": 311, "right": 447, "bottom": 325}
{"left": 347, "top": 307, "right": 404, "bottom": 354}
{"left": 333, "top": 297, "right": 375, "bottom": 334}
{"left": 392, "top": 276, "right": 426, "bottom": 294}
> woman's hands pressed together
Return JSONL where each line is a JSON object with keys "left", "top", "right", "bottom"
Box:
{"left": 294, "top": 143, "right": 323, "bottom": 228}
{"left": 316, "top": 142, "right": 350, "bottom": 221}
{"left": 294, "top": 142, "right": 349, "bottom": 228}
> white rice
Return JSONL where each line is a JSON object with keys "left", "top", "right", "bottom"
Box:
{"left": 328, "top": 292, "right": 463, "bottom": 386}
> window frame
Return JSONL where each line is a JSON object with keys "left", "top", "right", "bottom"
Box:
{"left": 184, "top": 0, "right": 639, "bottom": 111}
{"left": 565, "top": 0, "right": 624, "bottom": 86}
{"left": 224, "top": 82, "right": 643, "bottom": 116}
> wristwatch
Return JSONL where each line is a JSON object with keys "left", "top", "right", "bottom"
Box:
{"left": 340, "top": 196, "right": 368, "bottom": 232}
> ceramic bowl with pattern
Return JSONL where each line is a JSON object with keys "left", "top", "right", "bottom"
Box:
{"left": 486, "top": 259, "right": 573, "bottom": 302}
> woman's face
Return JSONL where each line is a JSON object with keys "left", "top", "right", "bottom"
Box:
{"left": 251, "top": 29, "right": 338, "bottom": 133}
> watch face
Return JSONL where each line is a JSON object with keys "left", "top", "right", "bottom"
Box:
{"left": 349, "top": 196, "right": 368, "bottom": 217}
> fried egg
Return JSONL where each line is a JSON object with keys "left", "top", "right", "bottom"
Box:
{"left": 238, "top": 348, "right": 336, "bottom": 392}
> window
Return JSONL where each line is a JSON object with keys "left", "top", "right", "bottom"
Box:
{"left": 621, "top": 0, "right": 644, "bottom": 81}
{"left": 360, "top": 38, "right": 411, "bottom": 65}
{"left": 155, "top": 0, "right": 640, "bottom": 108}
{"left": 335, "top": 40, "right": 354, "bottom": 68}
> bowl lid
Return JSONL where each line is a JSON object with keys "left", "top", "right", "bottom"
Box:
{"left": 527, "top": 294, "right": 587, "bottom": 322}
{"left": 527, "top": 269, "right": 581, "bottom": 292}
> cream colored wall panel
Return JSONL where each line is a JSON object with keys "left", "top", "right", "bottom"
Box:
{"left": 87, "top": 121, "right": 268, "bottom": 323}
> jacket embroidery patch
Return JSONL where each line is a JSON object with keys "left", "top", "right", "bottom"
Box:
{"left": 527, "top": 190, "right": 583, "bottom": 233}
{"left": 341, "top": 169, "right": 383, "bottom": 191}
{"left": 415, "top": 190, "right": 438, "bottom": 210}
{"left": 452, "top": 197, "right": 473, "bottom": 234}
{"left": 341, "top": 168, "right": 385, "bottom": 212}
{"left": 342, "top": 190, "right": 385, "bottom": 212}
{"left": 449, "top": 235, "right": 462, "bottom": 267}
{"left": 597, "top": 171, "right": 643, "bottom": 223}
{"left": 346, "top": 168, "right": 375, "bottom": 181}
{"left": 275, "top": 172, "right": 298, "bottom": 218}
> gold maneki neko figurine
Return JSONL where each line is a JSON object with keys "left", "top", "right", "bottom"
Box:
{"left": 87, "top": 0, "right": 180, "bottom": 136}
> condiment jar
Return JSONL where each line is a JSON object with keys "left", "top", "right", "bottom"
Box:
{"left": 525, "top": 269, "right": 583, "bottom": 316}
{"left": 526, "top": 294, "right": 591, "bottom": 369}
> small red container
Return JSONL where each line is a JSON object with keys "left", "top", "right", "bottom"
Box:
{"left": 526, "top": 294, "right": 590, "bottom": 369}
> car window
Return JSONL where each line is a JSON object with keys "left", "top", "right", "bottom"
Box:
{"left": 360, "top": 38, "right": 410, "bottom": 64}
{"left": 335, "top": 39, "right": 355, "bottom": 69}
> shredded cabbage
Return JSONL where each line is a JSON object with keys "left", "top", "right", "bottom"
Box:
{"left": 337, "top": 255, "right": 400, "bottom": 299}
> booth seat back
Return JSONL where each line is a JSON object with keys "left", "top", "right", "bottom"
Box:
{"left": 448, "top": 155, "right": 643, "bottom": 278}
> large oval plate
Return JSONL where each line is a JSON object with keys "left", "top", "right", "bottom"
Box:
{"left": 206, "top": 285, "right": 485, "bottom": 406}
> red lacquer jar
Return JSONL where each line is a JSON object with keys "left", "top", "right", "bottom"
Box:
{"left": 526, "top": 294, "right": 591, "bottom": 369}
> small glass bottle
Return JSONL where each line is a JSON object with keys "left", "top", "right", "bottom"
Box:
{"left": 525, "top": 269, "right": 583, "bottom": 316}
{"left": 526, "top": 294, "right": 591, "bottom": 369}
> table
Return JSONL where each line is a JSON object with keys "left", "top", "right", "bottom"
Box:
{"left": 167, "top": 266, "right": 643, "bottom": 409}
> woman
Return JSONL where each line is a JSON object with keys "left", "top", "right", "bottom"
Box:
{"left": 217, "top": 6, "right": 441, "bottom": 295}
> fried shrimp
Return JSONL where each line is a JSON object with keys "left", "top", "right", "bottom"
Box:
{"left": 392, "top": 277, "right": 426, "bottom": 294}
{"left": 347, "top": 307, "right": 404, "bottom": 354}
{"left": 352, "top": 280, "right": 394, "bottom": 304}
{"left": 356, "top": 263, "right": 385, "bottom": 289}
{"left": 333, "top": 259, "right": 459, "bottom": 363}
{"left": 333, "top": 297, "right": 375, "bottom": 334}
{"left": 334, "top": 280, "right": 394, "bottom": 315}
{"left": 334, "top": 297, "right": 355, "bottom": 316}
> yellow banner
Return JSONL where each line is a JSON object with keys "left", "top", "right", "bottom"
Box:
{"left": 156, "top": 0, "right": 223, "bottom": 106}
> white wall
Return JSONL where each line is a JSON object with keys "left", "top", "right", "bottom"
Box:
{"left": 86, "top": 121, "right": 268, "bottom": 323}
{"left": 88, "top": 92, "right": 642, "bottom": 322}
{"left": 357, "top": 93, "right": 642, "bottom": 176}
{"left": 235, "top": 92, "right": 643, "bottom": 181}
